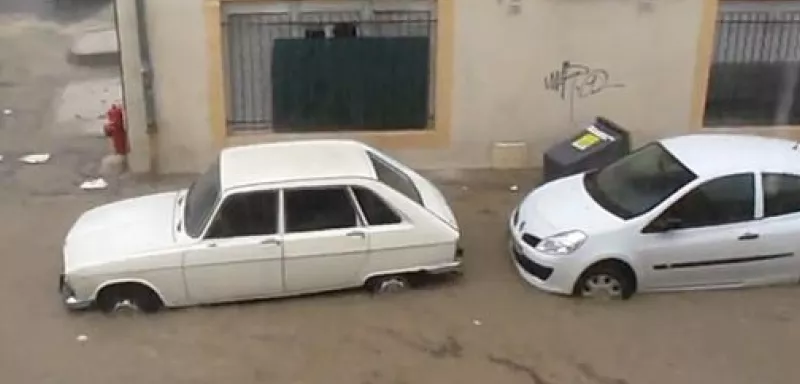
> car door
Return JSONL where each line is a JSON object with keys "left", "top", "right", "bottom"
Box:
{"left": 743, "top": 172, "right": 800, "bottom": 285}
{"left": 182, "top": 189, "right": 284, "bottom": 304}
{"left": 636, "top": 173, "right": 764, "bottom": 290}
{"left": 281, "top": 186, "right": 369, "bottom": 293}
{"left": 349, "top": 185, "right": 421, "bottom": 272}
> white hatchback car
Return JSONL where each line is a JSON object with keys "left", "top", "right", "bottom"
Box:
{"left": 510, "top": 134, "right": 800, "bottom": 299}
{"left": 60, "top": 140, "right": 462, "bottom": 313}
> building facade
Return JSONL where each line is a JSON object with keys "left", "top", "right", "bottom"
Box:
{"left": 116, "top": 0, "right": 797, "bottom": 174}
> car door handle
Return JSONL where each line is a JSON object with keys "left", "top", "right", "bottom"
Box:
{"left": 260, "top": 238, "right": 282, "bottom": 246}
{"left": 346, "top": 230, "right": 366, "bottom": 238}
{"left": 738, "top": 233, "right": 759, "bottom": 241}
{"left": 206, "top": 243, "right": 217, "bottom": 248}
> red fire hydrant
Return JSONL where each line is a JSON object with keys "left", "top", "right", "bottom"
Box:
{"left": 103, "top": 104, "right": 129, "bottom": 155}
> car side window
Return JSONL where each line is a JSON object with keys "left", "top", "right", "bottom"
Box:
{"left": 284, "top": 187, "right": 358, "bottom": 233}
{"left": 763, "top": 173, "right": 800, "bottom": 218}
{"left": 352, "top": 186, "right": 402, "bottom": 226}
{"left": 205, "top": 190, "right": 278, "bottom": 239}
{"left": 656, "top": 173, "right": 755, "bottom": 230}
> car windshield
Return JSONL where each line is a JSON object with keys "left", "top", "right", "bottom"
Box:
{"left": 583, "top": 143, "right": 697, "bottom": 219}
{"left": 367, "top": 151, "right": 423, "bottom": 205}
{"left": 184, "top": 158, "right": 221, "bottom": 238}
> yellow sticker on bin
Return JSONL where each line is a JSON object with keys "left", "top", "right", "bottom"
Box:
{"left": 571, "top": 132, "right": 601, "bottom": 151}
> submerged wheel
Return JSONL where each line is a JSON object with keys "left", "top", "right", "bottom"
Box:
{"left": 574, "top": 262, "right": 636, "bottom": 300}
{"left": 96, "top": 283, "right": 163, "bottom": 314}
{"left": 367, "top": 275, "right": 411, "bottom": 295}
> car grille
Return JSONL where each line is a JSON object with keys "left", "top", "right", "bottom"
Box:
{"left": 522, "top": 233, "right": 541, "bottom": 248}
{"left": 512, "top": 242, "right": 554, "bottom": 281}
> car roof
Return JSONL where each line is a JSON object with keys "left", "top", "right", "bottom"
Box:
{"left": 659, "top": 133, "right": 800, "bottom": 178}
{"left": 219, "top": 139, "right": 377, "bottom": 190}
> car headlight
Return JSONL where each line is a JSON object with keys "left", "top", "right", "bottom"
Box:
{"left": 535, "top": 230, "right": 587, "bottom": 255}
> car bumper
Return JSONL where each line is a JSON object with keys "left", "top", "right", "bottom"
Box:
{"left": 423, "top": 245, "right": 464, "bottom": 274}
{"left": 59, "top": 274, "right": 92, "bottom": 310}
{"left": 507, "top": 225, "right": 577, "bottom": 296}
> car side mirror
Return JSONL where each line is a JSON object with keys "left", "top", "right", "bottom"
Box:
{"left": 651, "top": 216, "right": 682, "bottom": 232}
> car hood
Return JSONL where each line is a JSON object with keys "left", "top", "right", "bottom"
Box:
{"left": 517, "top": 174, "right": 623, "bottom": 237}
{"left": 63, "top": 191, "right": 180, "bottom": 273}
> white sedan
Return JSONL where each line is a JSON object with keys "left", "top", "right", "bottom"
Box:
{"left": 60, "top": 140, "right": 462, "bottom": 313}
{"left": 510, "top": 133, "right": 800, "bottom": 299}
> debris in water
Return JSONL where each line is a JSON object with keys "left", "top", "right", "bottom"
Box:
{"left": 80, "top": 178, "right": 108, "bottom": 190}
{"left": 19, "top": 153, "right": 51, "bottom": 164}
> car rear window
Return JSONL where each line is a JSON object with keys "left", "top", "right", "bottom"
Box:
{"left": 367, "top": 151, "right": 423, "bottom": 205}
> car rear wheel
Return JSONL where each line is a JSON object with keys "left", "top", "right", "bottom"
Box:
{"left": 367, "top": 275, "right": 411, "bottom": 295}
{"left": 96, "top": 283, "right": 163, "bottom": 314}
{"left": 574, "top": 262, "right": 635, "bottom": 300}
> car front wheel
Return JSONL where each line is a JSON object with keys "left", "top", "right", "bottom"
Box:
{"left": 96, "top": 283, "right": 163, "bottom": 314}
{"left": 574, "top": 262, "right": 635, "bottom": 300}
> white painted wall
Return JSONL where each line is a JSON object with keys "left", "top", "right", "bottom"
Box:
{"left": 116, "top": 0, "right": 151, "bottom": 173}
{"left": 121, "top": 0, "right": 705, "bottom": 173}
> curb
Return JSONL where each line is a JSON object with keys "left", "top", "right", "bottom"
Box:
{"left": 67, "top": 50, "right": 121, "bottom": 67}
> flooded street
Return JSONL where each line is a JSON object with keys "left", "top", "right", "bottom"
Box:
{"left": 0, "top": 0, "right": 111, "bottom": 22}
{"left": 2, "top": 171, "right": 800, "bottom": 384}
{"left": 0, "top": 1, "right": 799, "bottom": 384}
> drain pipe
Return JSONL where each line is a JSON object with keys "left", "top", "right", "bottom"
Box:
{"left": 135, "top": 0, "right": 157, "bottom": 134}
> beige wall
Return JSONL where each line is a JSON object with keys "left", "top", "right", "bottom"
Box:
{"left": 135, "top": 0, "right": 216, "bottom": 173}
{"left": 122, "top": 0, "right": 708, "bottom": 174}
{"left": 413, "top": 0, "right": 705, "bottom": 169}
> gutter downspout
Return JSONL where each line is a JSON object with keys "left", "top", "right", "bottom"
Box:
{"left": 135, "top": 0, "right": 157, "bottom": 134}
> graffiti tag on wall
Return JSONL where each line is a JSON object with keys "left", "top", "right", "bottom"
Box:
{"left": 544, "top": 61, "right": 624, "bottom": 121}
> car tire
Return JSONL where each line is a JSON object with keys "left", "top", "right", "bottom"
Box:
{"left": 574, "top": 262, "right": 635, "bottom": 300}
{"left": 366, "top": 275, "right": 411, "bottom": 295}
{"left": 96, "top": 283, "right": 163, "bottom": 314}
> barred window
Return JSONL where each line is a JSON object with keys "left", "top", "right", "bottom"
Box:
{"left": 222, "top": 1, "right": 437, "bottom": 132}
{"left": 705, "top": 3, "right": 800, "bottom": 127}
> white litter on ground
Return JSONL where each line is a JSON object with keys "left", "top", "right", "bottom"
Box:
{"left": 509, "top": 185, "right": 519, "bottom": 192}
{"left": 3, "top": 109, "right": 12, "bottom": 116}
{"left": 473, "top": 319, "right": 482, "bottom": 326}
{"left": 76, "top": 334, "right": 89, "bottom": 342}
{"left": 0, "top": 155, "right": 4, "bottom": 162}
{"left": 80, "top": 178, "right": 108, "bottom": 190}
{"left": 19, "top": 153, "right": 51, "bottom": 164}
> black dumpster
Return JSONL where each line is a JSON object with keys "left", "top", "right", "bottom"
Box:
{"left": 542, "top": 116, "right": 631, "bottom": 182}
